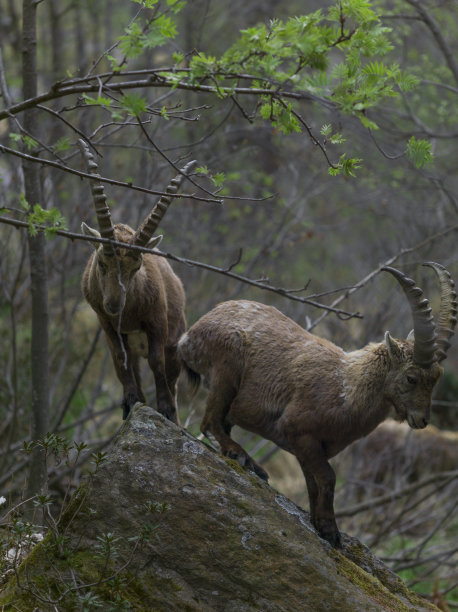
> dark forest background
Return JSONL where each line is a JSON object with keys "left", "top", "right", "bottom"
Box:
{"left": 0, "top": 0, "right": 457, "bottom": 607}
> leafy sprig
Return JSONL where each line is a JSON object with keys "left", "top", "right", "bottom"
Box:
{"left": 20, "top": 196, "right": 68, "bottom": 238}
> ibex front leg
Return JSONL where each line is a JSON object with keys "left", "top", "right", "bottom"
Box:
{"left": 292, "top": 435, "right": 341, "bottom": 547}
{"left": 98, "top": 317, "right": 145, "bottom": 419}
{"left": 147, "top": 333, "right": 179, "bottom": 425}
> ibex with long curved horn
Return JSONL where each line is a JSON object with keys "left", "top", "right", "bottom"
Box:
{"left": 178, "top": 264, "right": 456, "bottom": 546}
{"left": 80, "top": 139, "right": 196, "bottom": 422}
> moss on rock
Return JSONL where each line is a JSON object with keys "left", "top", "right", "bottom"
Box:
{"left": 0, "top": 405, "right": 441, "bottom": 612}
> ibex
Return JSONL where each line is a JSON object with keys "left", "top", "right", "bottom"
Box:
{"left": 79, "top": 139, "right": 195, "bottom": 423}
{"left": 178, "top": 264, "right": 456, "bottom": 546}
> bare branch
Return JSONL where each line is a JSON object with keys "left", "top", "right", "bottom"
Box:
{"left": 309, "top": 223, "right": 458, "bottom": 330}
{"left": 0, "top": 72, "right": 335, "bottom": 123}
{"left": 404, "top": 0, "right": 458, "bottom": 87}
{"left": 336, "top": 470, "right": 457, "bottom": 518}
{"left": 0, "top": 215, "right": 362, "bottom": 319}
{"left": 0, "top": 142, "right": 223, "bottom": 204}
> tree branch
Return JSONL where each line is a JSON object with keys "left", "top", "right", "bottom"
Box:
{"left": 0, "top": 214, "right": 362, "bottom": 319}
{"left": 0, "top": 142, "right": 223, "bottom": 204}
{"left": 309, "top": 223, "right": 458, "bottom": 330}
{"left": 404, "top": 0, "right": 458, "bottom": 87}
{"left": 0, "top": 71, "right": 335, "bottom": 123}
{"left": 336, "top": 470, "right": 457, "bottom": 518}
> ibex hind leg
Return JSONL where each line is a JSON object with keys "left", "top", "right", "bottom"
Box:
{"left": 148, "top": 340, "right": 179, "bottom": 425}
{"left": 201, "top": 386, "right": 269, "bottom": 482}
{"left": 165, "top": 344, "right": 182, "bottom": 404}
{"left": 293, "top": 436, "right": 341, "bottom": 547}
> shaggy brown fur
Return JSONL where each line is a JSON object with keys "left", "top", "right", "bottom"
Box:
{"left": 178, "top": 300, "right": 444, "bottom": 546}
{"left": 82, "top": 223, "right": 185, "bottom": 423}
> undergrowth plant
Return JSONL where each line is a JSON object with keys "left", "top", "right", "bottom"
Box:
{"left": 0, "top": 434, "right": 169, "bottom": 610}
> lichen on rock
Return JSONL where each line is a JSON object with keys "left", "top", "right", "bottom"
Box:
{"left": 0, "top": 404, "right": 440, "bottom": 611}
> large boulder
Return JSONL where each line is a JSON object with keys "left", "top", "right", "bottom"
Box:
{"left": 0, "top": 405, "right": 439, "bottom": 611}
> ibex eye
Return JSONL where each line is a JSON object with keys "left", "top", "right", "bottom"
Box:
{"left": 407, "top": 375, "right": 417, "bottom": 385}
{"left": 97, "top": 259, "right": 107, "bottom": 273}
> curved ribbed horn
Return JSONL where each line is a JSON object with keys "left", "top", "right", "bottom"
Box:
{"left": 423, "top": 262, "right": 457, "bottom": 362}
{"left": 132, "top": 160, "right": 197, "bottom": 248}
{"left": 78, "top": 139, "right": 115, "bottom": 255}
{"left": 382, "top": 266, "right": 437, "bottom": 368}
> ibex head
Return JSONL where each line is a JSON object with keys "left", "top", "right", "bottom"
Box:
{"left": 79, "top": 139, "right": 195, "bottom": 316}
{"left": 382, "top": 263, "right": 457, "bottom": 429}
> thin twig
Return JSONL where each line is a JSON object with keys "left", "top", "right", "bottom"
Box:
{"left": 336, "top": 470, "right": 457, "bottom": 518}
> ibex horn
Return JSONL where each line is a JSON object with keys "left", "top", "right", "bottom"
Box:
{"left": 78, "top": 139, "right": 116, "bottom": 255}
{"left": 382, "top": 266, "right": 437, "bottom": 369}
{"left": 423, "top": 262, "right": 457, "bottom": 362}
{"left": 131, "top": 160, "right": 197, "bottom": 248}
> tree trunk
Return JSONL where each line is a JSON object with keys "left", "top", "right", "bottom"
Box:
{"left": 22, "top": 0, "right": 50, "bottom": 503}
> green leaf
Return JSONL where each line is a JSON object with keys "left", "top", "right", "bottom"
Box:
{"left": 106, "top": 54, "right": 122, "bottom": 72}
{"left": 144, "top": 15, "right": 178, "bottom": 48}
{"left": 23, "top": 135, "right": 38, "bottom": 151}
{"left": 121, "top": 92, "right": 147, "bottom": 116}
{"left": 359, "top": 115, "right": 379, "bottom": 130}
{"left": 330, "top": 133, "right": 345, "bottom": 145}
{"left": 328, "top": 154, "right": 362, "bottom": 177}
{"left": 21, "top": 200, "right": 67, "bottom": 237}
{"left": 119, "top": 22, "right": 144, "bottom": 59}
{"left": 396, "top": 72, "right": 419, "bottom": 92}
{"left": 19, "top": 193, "right": 30, "bottom": 212}
{"left": 54, "top": 137, "right": 71, "bottom": 152}
{"left": 82, "top": 93, "right": 112, "bottom": 107}
{"left": 168, "top": 0, "right": 187, "bottom": 14}
{"left": 190, "top": 53, "right": 218, "bottom": 79}
{"left": 131, "top": 0, "right": 159, "bottom": 6}
{"left": 406, "top": 137, "right": 433, "bottom": 168}
{"left": 260, "top": 102, "right": 272, "bottom": 120}
{"left": 212, "top": 172, "right": 225, "bottom": 188}
{"left": 269, "top": 101, "right": 301, "bottom": 135}
{"left": 172, "top": 51, "right": 184, "bottom": 65}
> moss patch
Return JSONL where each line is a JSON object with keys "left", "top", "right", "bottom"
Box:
{"left": 0, "top": 540, "right": 190, "bottom": 611}
{"left": 223, "top": 457, "right": 248, "bottom": 475}
{"left": 1, "top": 406, "right": 444, "bottom": 612}
{"left": 333, "top": 551, "right": 439, "bottom": 612}
{"left": 340, "top": 539, "right": 439, "bottom": 610}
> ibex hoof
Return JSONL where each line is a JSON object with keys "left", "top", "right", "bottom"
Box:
{"left": 316, "top": 525, "right": 341, "bottom": 548}
{"left": 157, "top": 401, "right": 179, "bottom": 425}
{"left": 250, "top": 462, "right": 269, "bottom": 482}
{"left": 226, "top": 450, "right": 269, "bottom": 482}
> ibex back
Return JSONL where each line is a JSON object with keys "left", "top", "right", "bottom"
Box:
{"left": 178, "top": 264, "right": 456, "bottom": 546}
{"left": 80, "top": 139, "right": 195, "bottom": 422}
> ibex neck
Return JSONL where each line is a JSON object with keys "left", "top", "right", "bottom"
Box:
{"left": 342, "top": 342, "right": 392, "bottom": 435}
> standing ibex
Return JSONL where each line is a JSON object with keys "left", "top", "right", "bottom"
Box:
{"left": 178, "top": 263, "right": 456, "bottom": 546}
{"left": 80, "top": 139, "right": 195, "bottom": 423}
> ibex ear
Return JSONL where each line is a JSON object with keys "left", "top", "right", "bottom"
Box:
{"left": 81, "top": 222, "right": 101, "bottom": 250}
{"left": 146, "top": 234, "right": 163, "bottom": 249}
{"left": 406, "top": 329, "right": 415, "bottom": 342}
{"left": 385, "top": 331, "right": 404, "bottom": 365}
